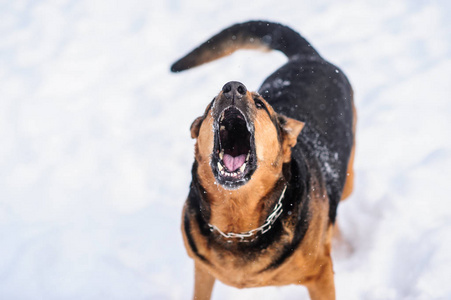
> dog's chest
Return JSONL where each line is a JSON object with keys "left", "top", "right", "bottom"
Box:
{"left": 206, "top": 246, "right": 305, "bottom": 288}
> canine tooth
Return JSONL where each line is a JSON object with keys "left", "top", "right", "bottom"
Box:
{"left": 246, "top": 153, "right": 250, "bottom": 161}
{"left": 219, "top": 150, "right": 224, "bottom": 160}
{"left": 218, "top": 162, "right": 223, "bottom": 171}
{"left": 220, "top": 125, "right": 225, "bottom": 131}
{"left": 240, "top": 163, "right": 246, "bottom": 173}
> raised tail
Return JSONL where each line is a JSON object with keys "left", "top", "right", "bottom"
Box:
{"left": 171, "top": 21, "right": 320, "bottom": 72}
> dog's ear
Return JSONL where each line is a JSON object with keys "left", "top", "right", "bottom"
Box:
{"left": 278, "top": 114, "right": 304, "bottom": 148}
{"left": 190, "top": 116, "right": 204, "bottom": 139}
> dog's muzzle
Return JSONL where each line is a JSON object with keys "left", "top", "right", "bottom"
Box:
{"left": 210, "top": 83, "right": 257, "bottom": 189}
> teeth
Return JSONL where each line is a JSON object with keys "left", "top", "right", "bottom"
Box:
{"left": 220, "top": 113, "right": 225, "bottom": 122}
{"left": 218, "top": 167, "right": 246, "bottom": 178}
{"left": 219, "top": 150, "right": 224, "bottom": 160}
{"left": 220, "top": 125, "right": 225, "bottom": 131}
{"left": 246, "top": 153, "right": 250, "bottom": 161}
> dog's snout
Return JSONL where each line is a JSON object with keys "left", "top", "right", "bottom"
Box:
{"left": 222, "top": 81, "right": 247, "bottom": 99}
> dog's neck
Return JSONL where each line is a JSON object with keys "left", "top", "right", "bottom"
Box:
{"left": 208, "top": 184, "right": 287, "bottom": 242}
{"left": 193, "top": 163, "right": 290, "bottom": 236}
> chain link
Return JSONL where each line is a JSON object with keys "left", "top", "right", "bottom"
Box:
{"left": 208, "top": 184, "right": 287, "bottom": 242}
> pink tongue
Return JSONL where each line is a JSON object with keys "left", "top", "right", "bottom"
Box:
{"left": 223, "top": 154, "right": 246, "bottom": 172}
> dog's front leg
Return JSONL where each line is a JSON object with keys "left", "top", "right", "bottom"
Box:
{"left": 193, "top": 262, "right": 215, "bottom": 300}
{"left": 305, "top": 257, "right": 335, "bottom": 300}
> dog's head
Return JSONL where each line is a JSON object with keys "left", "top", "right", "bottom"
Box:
{"left": 191, "top": 81, "right": 304, "bottom": 190}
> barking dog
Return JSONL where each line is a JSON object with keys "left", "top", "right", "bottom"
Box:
{"left": 171, "top": 21, "right": 356, "bottom": 300}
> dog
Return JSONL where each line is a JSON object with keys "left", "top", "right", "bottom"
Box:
{"left": 171, "top": 21, "right": 356, "bottom": 300}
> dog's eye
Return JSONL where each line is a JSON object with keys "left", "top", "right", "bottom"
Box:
{"left": 254, "top": 98, "right": 265, "bottom": 109}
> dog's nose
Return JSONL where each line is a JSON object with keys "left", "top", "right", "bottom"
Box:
{"left": 222, "top": 81, "right": 247, "bottom": 99}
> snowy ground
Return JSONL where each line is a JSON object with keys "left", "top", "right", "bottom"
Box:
{"left": 1, "top": 0, "right": 450, "bottom": 299}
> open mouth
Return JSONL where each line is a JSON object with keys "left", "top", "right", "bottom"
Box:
{"left": 212, "top": 106, "right": 256, "bottom": 188}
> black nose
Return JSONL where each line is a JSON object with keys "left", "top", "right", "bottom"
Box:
{"left": 222, "top": 81, "right": 247, "bottom": 99}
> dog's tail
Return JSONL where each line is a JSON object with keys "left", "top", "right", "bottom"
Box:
{"left": 171, "top": 21, "right": 320, "bottom": 72}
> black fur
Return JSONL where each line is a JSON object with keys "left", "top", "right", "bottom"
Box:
{"left": 184, "top": 213, "right": 210, "bottom": 264}
{"left": 260, "top": 57, "right": 353, "bottom": 223}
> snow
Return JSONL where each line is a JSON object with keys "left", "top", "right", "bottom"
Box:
{"left": 1, "top": 0, "right": 450, "bottom": 299}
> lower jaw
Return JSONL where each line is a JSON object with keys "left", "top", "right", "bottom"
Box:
{"left": 214, "top": 169, "right": 248, "bottom": 189}
{"left": 218, "top": 179, "right": 247, "bottom": 190}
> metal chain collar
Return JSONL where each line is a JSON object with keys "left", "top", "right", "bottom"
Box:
{"left": 208, "top": 184, "right": 287, "bottom": 243}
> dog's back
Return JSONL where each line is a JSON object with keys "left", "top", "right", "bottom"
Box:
{"left": 172, "top": 20, "right": 354, "bottom": 222}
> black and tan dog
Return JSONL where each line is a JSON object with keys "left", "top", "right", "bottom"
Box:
{"left": 171, "top": 21, "right": 356, "bottom": 300}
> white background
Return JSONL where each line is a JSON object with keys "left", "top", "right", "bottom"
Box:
{"left": 1, "top": 0, "right": 450, "bottom": 299}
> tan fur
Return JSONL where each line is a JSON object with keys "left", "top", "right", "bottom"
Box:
{"left": 193, "top": 262, "right": 215, "bottom": 300}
